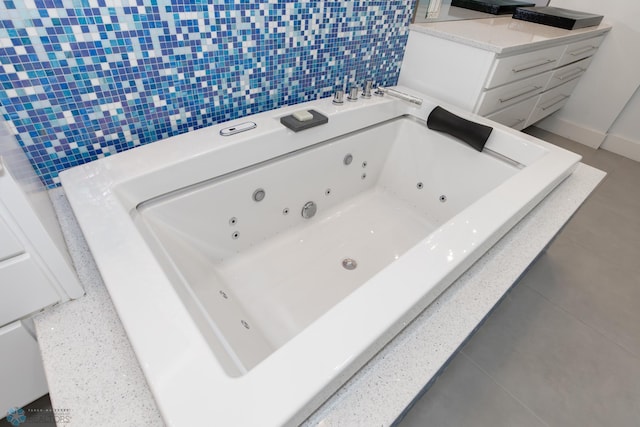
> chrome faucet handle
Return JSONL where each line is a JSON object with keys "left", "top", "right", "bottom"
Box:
{"left": 347, "top": 85, "right": 359, "bottom": 102}
{"left": 374, "top": 86, "right": 385, "bottom": 97}
{"left": 333, "top": 89, "right": 344, "bottom": 105}
{"left": 362, "top": 80, "right": 373, "bottom": 98}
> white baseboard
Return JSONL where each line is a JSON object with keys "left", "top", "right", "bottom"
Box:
{"left": 601, "top": 134, "right": 640, "bottom": 163}
{"left": 535, "top": 116, "right": 607, "bottom": 149}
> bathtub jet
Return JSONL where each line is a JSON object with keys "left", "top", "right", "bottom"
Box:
{"left": 61, "top": 86, "right": 580, "bottom": 427}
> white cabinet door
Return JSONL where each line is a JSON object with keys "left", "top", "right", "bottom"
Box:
{"left": 0, "top": 322, "right": 49, "bottom": 414}
{"left": 485, "top": 45, "right": 565, "bottom": 89}
{"left": 526, "top": 78, "right": 582, "bottom": 127}
{"left": 557, "top": 35, "right": 605, "bottom": 67}
{"left": 476, "top": 71, "right": 552, "bottom": 116}
{"left": 486, "top": 96, "right": 540, "bottom": 131}
{"left": 0, "top": 255, "right": 59, "bottom": 326}
{"left": 0, "top": 216, "right": 23, "bottom": 262}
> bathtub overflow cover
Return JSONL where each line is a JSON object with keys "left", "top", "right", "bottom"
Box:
{"left": 342, "top": 258, "right": 358, "bottom": 270}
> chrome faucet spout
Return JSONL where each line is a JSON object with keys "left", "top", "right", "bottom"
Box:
{"left": 375, "top": 87, "right": 423, "bottom": 106}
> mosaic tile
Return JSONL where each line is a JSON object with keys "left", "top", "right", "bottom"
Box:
{"left": 0, "top": 0, "right": 415, "bottom": 187}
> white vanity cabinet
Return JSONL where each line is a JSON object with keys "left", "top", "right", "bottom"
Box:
{"left": 0, "top": 123, "right": 84, "bottom": 414}
{"left": 399, "top": 17, "right": 611, "bottom": 130}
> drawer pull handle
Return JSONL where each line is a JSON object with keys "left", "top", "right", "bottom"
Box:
{"left": 541, "top": 95, "right": 570, "bottom": 111}
{"left": 499, "top": 86, "right": 542, "bottom": 103}
{"left": 569, "top": 46, "right": 597, "bottom": 57}
{"left": 512, "top": 59, "right": 556, "bottom": 73}
{"left": 556, "top": 68, "right": 585, "bottom": 81}
{"left": 507, "top": 118, "right": 526, "bottom": 128}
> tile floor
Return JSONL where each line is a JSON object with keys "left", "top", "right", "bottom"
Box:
{"left": 1, "top": 395, "right": 55, "bottom": 427}
{"left": 397, "top": 127, "right": 640, "bottom": 427}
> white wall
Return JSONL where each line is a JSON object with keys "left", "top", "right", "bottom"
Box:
{"left": 537, "top": 0, "right": 640, "bottom": 151}
{"left": 600, "top": 86, "right": 640, "bottom": 161}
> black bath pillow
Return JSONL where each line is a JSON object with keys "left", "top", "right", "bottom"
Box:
{"left": 427, "top": 106, "right": 493, "bottom": 152}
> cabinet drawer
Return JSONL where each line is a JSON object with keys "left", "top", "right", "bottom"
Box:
{"left": 526, "top": 78, "right": 582, "bottom": 127}
{"left": 558, "top": 35, "right": 605, "bottom": 67}
{"left": 0, "top": 216, "right": 23, "bottom": 261}
{"left": 485, "top": 44, "right": 565, "bottom": 89}
{"left": 486, "top": 96, "right": 540, "bottom": 131}
{"left": 477, "top": 70, "right": 551, "bottom": 116}
{"left": 0, "top": 321, "right": 49, "bottom": 411}
{"left": 545, "top": 56, "right": 593, "bottom": 91}
{"left": 0, "top": 255, "right": 59, "bottom": 326}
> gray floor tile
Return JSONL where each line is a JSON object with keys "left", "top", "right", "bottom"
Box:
{"left": 528, "top": 128, "right": 640, "bottom": 273}
{"left": 522, "top": 238, "right": 640, "bottom": 358}
{"left": 524, "top": 127, "right": 601, "bottom": 165}
{"left": 1, "top": 395, "right": 55, "bottom": 427}
{"left": 397, "top": 353, "right": 548, "bottom": 427}
{"left": 525, "top": 127, "right": 640, "bottom": 185}
{"left": 557, "top": 194, "right": 640, "bottom": 273}
{"left": 462, "top": 284, "right": 640, "bottom": 427}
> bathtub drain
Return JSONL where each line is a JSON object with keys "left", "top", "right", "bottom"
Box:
{"left": 342, "top": 258, "right": 358, "bottom": 270}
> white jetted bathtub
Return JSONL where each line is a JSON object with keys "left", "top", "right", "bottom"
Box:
{"left": 61, "top": 86, "right": 581, "bottom": 426}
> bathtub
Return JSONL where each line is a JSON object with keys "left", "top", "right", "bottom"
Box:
{"left": 61, "top": 86, "right": 580, "bottom": 426}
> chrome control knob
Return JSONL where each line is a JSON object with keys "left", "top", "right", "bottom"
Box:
{"left": 347, "top": 86, "right": 359, "bottom": 102}
{"left": 332, "top": 89, "right": 344, "bottom": 105}
{"left": 362, "top": 80, "right": 373, "bottom": 98}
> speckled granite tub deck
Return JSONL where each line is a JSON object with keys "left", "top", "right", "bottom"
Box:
{"left": 35, "top": 163, "right": 605, "bottom": 426}
{"left": 0, "top": 0, "right": 414, "bottom": 187}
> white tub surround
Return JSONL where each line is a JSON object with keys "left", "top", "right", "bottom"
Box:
{"left": 59, "top": 87, "right": 581, "bottom": 426}
{"left": 37, "top": 162, "right": 605, "bottom": 427}
{"left": 400, "top": 17, "right": 611, "bottom": 131}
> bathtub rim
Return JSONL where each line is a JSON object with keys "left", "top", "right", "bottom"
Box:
{"left": 59, "top": 87, "right": 581, "bottom": 427}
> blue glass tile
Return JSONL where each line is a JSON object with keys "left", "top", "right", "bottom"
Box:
{"left": 0, "top": 0, "right": 413, "bottom": 188}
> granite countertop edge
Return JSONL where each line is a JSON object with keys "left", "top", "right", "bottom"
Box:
{"left": 409, "top": 18, "right": 612, "bottom": 55}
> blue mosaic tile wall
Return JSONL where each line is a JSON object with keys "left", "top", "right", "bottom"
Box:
{"left": 0, "top": 0, "right": 414, "bottom": 187}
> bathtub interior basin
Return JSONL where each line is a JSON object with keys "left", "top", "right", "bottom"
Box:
{"left": 134, "top": 115, "right": 522, "bottom": 376}
{"left": 60, "top": 87, "right": 580, "bottom": 426}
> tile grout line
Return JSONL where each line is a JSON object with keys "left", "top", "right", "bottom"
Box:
{"left": 521, "top": 282, "right": 640, "bottom": 363}
{"left": 459, "top": 351, "right": 553, "bottom": 427}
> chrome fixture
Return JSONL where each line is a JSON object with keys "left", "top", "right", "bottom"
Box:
{"left": 362, "top": 80, "right": 373, "bottom": 98}
{"left": 375, "top": 86, "right": 423, "bottom": 106}
{"left": 343, "top": 153, "right": 353, "bottom": 165}
{"left": 219, "top": 121, "right": 257, "bottom": 136}
{"left": 333, "top": 89, "right": 344, "bottom": 105}
{"left": 342, "top": 258, "right": 358, "bottom": 270}
{"left": 252, "top": 188, "right": 266, "bottom": 202}
{"left": 301, "top": 201, "right": 318, "bottom": 219}
{"left": 347, "top": 86, "right": 359, "bottom": 102}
